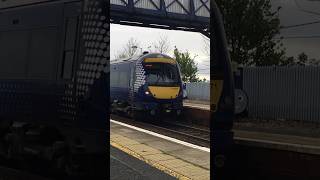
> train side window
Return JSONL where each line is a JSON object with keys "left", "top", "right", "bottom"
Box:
{"left": 62, "top": 51, "right": 74, "bottom": 80}
{"left": 119, "top": 71, "right": 128, "bottom": 88}
{"left": 111, "top": 67, "right": 119, "bottom": 87}
{"left": 64, "top": 18, "right": 77, "bottom": 51}
{"left": 0, "top": 31, "right": 28, "bottom": 79}
{"left": 61, "top": 17, "right": 78, "bottom": 79}
{"left": 28, "top": 28, "right": 57, "bottom": 80}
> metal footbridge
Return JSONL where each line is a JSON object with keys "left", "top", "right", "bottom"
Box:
{"left": 110, "top": 0, "right": 210, "bottom": 36}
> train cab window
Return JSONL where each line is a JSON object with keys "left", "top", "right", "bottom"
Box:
{"left": 144, "top": 63, "right": 180, "bottom": 86}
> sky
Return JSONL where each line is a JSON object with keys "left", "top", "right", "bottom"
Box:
{"left": 110, "top": 24, "right": 210, "bottom": 80}
{"left": 272, "top": 0, "right": 320, "bottom": 59}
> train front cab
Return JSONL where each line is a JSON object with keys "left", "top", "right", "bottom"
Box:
{"left": 133, "top": 54, "right": 184, "bottom": 119}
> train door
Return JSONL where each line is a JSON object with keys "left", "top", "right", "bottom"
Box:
{"left": 59, "top": 2, "right": 81, "bottom": 82}
{"left": 56, "top": 2, "right": 81, "bottom": 127}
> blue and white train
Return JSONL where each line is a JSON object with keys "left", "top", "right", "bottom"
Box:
{"left": 110, "top": 52, "right": 185, "bottom": 118}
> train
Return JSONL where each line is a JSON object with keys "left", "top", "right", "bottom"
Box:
{"left": 0, "top": 0, "right": 108, "bottom": 178}
{"left": 211, "top": 0, "right": 235, "bottom": 179}
{"left": 110, "top": 52, "right": 185, "bottom": 119}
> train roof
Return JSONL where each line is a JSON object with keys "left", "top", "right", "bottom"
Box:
{"left": 111, "top": 53, "right": 174, "bottom": 65}
{"left": 110, "top": 55, "right": 141, "bottom": 64}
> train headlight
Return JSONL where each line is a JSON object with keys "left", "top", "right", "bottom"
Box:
{"left": 145, "top": 91, "right": 150, "bottom": 95}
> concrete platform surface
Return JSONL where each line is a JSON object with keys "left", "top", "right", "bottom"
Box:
{"left": 110, "top": 145, "right": 176, "bottom": 180}
{"left": 234, "top": 130, "right": 320, "bottom": 155}
{"left": 183, "top": 101, "right": 209, "bottom": 111}
{"left": 110, "top": 121, "right": 210, "bottom": 180}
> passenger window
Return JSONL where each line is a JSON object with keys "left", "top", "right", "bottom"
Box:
{"left": 62, "top": 51, "right": 74, "bottom": 79}
{"left": 28, "top": 28, "right": 57, "bottom": 80}
{"left": 119, "top": 71, "right": 128, "bottom": 88}
{"left": 65, "top": 18, "right": 77, "bottom": 51}
{"left": 61, "top": 17, "right": 78, "bottom": 79}
{"left": 111, "top": 67, "right": 119, "bottom": 87}
{"left": 0, "top": 31, "right": 29, "bottom": 79}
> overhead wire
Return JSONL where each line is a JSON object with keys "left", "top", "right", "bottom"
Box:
{"left": 294, "top": 0, "right": 320, "bottom": 16}
{"left": 274, "top": 35, "right": 320, "bottom": 39}
{"left": 276, "top": 1, "right": 320, "bottom": 38}
{"left": 280, "top": 20, "right": 320, "bottom": 29}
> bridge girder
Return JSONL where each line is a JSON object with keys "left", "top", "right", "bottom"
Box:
{"left": 110, "top": 0, "right": 210, "bottom": 35}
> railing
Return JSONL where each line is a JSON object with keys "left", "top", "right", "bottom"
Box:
{"left": 243, "top": 66, "right": 320, "bottom": 123}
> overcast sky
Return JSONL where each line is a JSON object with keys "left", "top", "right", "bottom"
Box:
{"left": 272, "top": 0, "right": 320, "bottom": 59}
{"left": 110, "top": 24, "right": 210, "bottom": 80}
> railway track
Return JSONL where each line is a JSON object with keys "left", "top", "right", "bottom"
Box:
{"left": 111, "top": 114, "right": 210, "bottom": 147}
{"left": 159, "top": 120, "right": 210, "bottom": 141}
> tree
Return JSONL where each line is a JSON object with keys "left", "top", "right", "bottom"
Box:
{"left": 279, "top": 52, "right": 320, "bottom": 66}
{"left": 174, "top": 47, "right": 200, "bottom": 82}
{"left": 280, "top": 56, "right": 295, "bottom": 66}
{"left": 216, "top": 0, "right": 285, "bottom": 66}
{"left": 297, "top": 52, "right": 308, "bottom": 66}
{"left": 308, "top": 58, "right": 320, "bottom": 66}
{"left": 296, "top": 52, "right": 320, "bottom": 66}
{"left": 201, "top": 78, "right": 208, "bottom": 82}
{"left": 115, "top": 38, "right": 140, "bottom": 59}
{"left": 152, "top": 35, "right": 171, "bottom": 54}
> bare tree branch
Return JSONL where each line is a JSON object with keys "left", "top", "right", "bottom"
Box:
{"left": 152, "top": 35, "right": 171, "bottom": 54}
{"left": 115, "top": 38, "right": 141, "bottom": 59}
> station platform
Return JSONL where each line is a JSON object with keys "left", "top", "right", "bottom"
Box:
{"left": 183, "top": 100, "right": 209, "bottom": 110}
{"left": 234, "top": 130, "right": 320, "bottom": 155}
{"left": 182, "top": 100, "right": 210, "bottom": 126}
{"left": 110, "top": 145, "right": 176, "bottom": 180}
{"left": 183, "top": 100, "right": 320, "bottom": 155}
{"left": 110, "top": 120, "right": 210, "bottom": 180}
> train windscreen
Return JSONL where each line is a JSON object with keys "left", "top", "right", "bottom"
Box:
{"left": 144, "top": 63, "right": 180, "bottom": 86}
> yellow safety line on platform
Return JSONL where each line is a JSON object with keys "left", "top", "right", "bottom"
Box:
{"left": 110, "top": 140, "right": 192, "bottom": 180}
